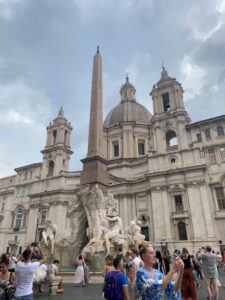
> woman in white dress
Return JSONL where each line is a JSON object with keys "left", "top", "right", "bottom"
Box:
{"left": 74, "top": 254, "right": 85, "bottom": 286}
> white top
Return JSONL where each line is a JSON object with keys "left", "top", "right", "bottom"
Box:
{"left": 133, "top": 256, "right": 142, "bottom": 269}
{"left": 9, "top": 256, "right": 17, "bottom": 270}
{"left": 40, "top": 264, "right": 47, "bottom": 272}
{"left": 15, "top": 261, "right": 40, "bottom": 297}
{"left": 47, "top": 264, "right": 58, "bottom": 280}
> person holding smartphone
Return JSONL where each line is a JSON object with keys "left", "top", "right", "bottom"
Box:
{"left": 14, "top": 242, "right": 46, "bottom": 300}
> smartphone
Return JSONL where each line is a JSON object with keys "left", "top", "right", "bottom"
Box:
{"left": 31, "top": 242, "right": 37, "bottom": 247}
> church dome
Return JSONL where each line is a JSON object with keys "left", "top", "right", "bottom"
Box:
{"left": 104, "top": 76, "right": 152, "bottom": 128}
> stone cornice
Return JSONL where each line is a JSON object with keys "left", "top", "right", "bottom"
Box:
{"left": 186, "top": 115, "right": 225, "bottom": 129}
{"left": 41, "top": 146, "right": 73, "bottom": 155}
{"left": 0, "top": 189, "right": 14, "bottom": 195}
{"left": 145, "top": 164, "right": 206, "bottom": 178}
{"left": 14, "top": 162, "right": 42, "bottom": 172}
{"left": 29, "top": 188, "right": 76, "bottom": 198}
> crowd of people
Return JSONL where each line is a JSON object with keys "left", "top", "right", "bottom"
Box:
{"left": 0, "top": 242, "right": 63, "bottom": 300}
{"left": 0, "top": 242, "right": 225, "bottom": 300}
{"left": 102, "top": 244, "right": 225, "bottom": 300}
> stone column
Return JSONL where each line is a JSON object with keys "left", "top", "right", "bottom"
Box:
{"left": 199, "top": 184, "right": 215, "bottom": 238}
{"left": 161, "top": 189, "right": 173, "bottom": 241}
{"left": 26, "top": 206, "right": 39, "bottom": 244}
{"left": 151, "top": 189, "right": 166, "bottom": 241}
{"left": 186, "top": 184, "right": 207, "bottom": 239}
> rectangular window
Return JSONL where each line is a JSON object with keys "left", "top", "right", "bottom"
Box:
{"left": 27, "top": 185, "right": 31, "bottom": 195}
{"left": 200, "top": 151, "right": 205, "bottom": 158}
{"left": 220, "top": 147, "right": 225, "bottom": 161}
{"left": 30, "top": 171, "right": 32, "bottom": 180}
{"left": 174, "top": 195, "right": 184, "bottom": 212}
{"left": 208, "top": 148, "right": 216, "bottom": 164}
{"left": 141, "top": 226, "right": 149, "bottom": 241}
{"left": 41, "top": 211, "right": 47, "bottom": 224}
{"left": 113, "top": 142, "right": 119, "bottom": 157}
{"left": 162, "top": 93, "right": 170, "bottom": 112}
{"left": 22, "top": 186, "right": 26, "bottom": 196}
{"left": 205, "top": 129, "right": 211, "bottom": 139}
{"left": 215, "top": 187, "right": 225, "bottom": 209}
{"left": 138, "top": 141, "right": 145, "bottom": 155}
{"left": 196, "top": 133, "right": 202, "bottom": 142}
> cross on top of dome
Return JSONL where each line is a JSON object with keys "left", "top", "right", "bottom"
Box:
{"left": 120, "top": 74, "right": 136, "bottom": 102}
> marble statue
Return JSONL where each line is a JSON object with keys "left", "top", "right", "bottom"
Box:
{"left": 126, "top": 219, "right": 145, "bottom": 249}
{"left": 79, "top": 185, "right": 127, "bottom": 258}
{"left": 42, "top": 219, "right": 57, "bottom": 254}
{"left": 55, "top": 184, "right": 146, "bottom": 269}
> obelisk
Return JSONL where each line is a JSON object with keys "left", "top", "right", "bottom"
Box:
{"left": 80, "top": 46, "right": 108, "bottom": 193}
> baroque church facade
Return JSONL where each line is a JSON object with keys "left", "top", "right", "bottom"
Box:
{"left": 0, "top": 54, "right": 225, "bottom": 258}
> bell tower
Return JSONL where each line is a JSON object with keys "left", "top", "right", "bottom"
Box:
{"left": 41, "top": 107, "right": 73, "bottom": 178}
{"left": 150, "top": 66, "right": 190, "bottom": 153}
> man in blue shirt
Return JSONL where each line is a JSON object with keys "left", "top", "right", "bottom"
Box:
{"left": 103, "top": 255, "right": 130, "bottom": 300}
{"left": 136, "top": 245, "right": 184, "bottom": 300}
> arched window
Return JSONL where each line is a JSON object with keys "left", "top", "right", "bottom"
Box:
{"left": 48, "top": 161, "right": 54, "bottom": 177}
{"left": 166, "top": 130, "right": 178, "bottom": 147}
{"left": 178, "top": 221, "right": 187, "bottom": 240}
{"left": 217, "top": 125, "right": 224, "bottom": 137}
{"left": 15, "top": 208, "right": 23, "bottom": 230}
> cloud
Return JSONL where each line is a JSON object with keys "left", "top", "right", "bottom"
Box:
{"left": 0, "top": 0, "right": 25, "bottom": 20}
{"left": 180, "top": 54, "right": 206, "bottom": 100}
{"left": 0, "top": 0, "right": 224, "bottom": 175}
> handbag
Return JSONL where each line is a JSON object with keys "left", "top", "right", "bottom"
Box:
{"left": 5, "top": 273, "right": 16, "bottom": 300}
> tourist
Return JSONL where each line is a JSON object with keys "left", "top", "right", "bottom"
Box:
{"left": 118, "top": 247, "right": 123, "bottom": 256}
{"left": 191, "top": 255, "right": 201, "bottom": 287}
{"left": 74, "top": 254, "right": 85, "bottom": 287}
{"left": 103, "top": 254, "right": 114, "bottom": 277}
{"left": 130, "top": 248, "right": 142, "bottom": 300}
{"left": 8, "top": 253, "right": 17, "bottom": 273}
{"left": 14, "top": 242, "right": 46, "bottom": 300}
{"left": 103, "top": 255, "right": 130, "bottom": 300}
{"left": 0, "top": 254, "right": 16, "bottom": 300}
{"left": 216, "top": 251, "right": 223, "bottom": 275}
{"left": 162, "top": 250, "right": 170, "bottom": 275}
{"left": 46, "top": 259, "right": 63, "bottom": 293}
{"left": 136, "top": 245, "right": 184, "bottom": 300}
{"left": 180, "top": 248, "right": 196, "bottom": 300}
{"left": 155, "top": 250, "right": 166, "bottom": 274}
{"left": 197, "top": 245, "right": 219, "bottom": 300}
{"left": 124, "top": 251, "right": 132, "bottom": 281}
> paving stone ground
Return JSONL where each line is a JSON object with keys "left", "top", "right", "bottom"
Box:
{"left": 35, "top": 273, "right": 225, "bottom": 300}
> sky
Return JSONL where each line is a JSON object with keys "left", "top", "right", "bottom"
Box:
{"left": 0, "top": 0, "right": 225, "bottom": 177}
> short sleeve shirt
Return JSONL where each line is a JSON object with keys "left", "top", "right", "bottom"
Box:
{"left": 199, "top": 253, "right": 216, "bottom": 275}
{"left": 136, "top": 267, "right": 179, "bottom": 300}
{"left": 105, "top": 270, "right": 128, "bottom": 300}
{"left": 15, "top": 261, "right": 40, "bottom": 297}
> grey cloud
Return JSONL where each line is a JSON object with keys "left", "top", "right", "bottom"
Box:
{"left": 0, "top": 0, "right": 224, "bottom": 175}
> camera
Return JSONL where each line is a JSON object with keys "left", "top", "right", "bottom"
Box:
{"left": 31, "top": 242, "right": 37, "bottom": 247}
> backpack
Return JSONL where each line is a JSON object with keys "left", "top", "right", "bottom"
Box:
{"left": 104, "top": 271, "right": 123, "bottom": 300}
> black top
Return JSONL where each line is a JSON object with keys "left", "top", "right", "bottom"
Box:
{"left": 182, "top": 255, "right": 192, "bottom": 269}
{"left": 163, "top": 258, "right": 170, "bottom": 274}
